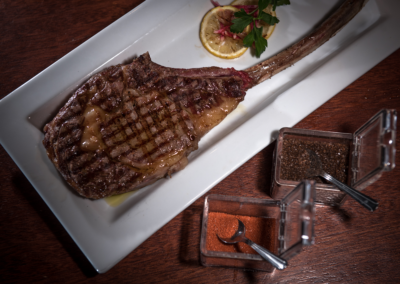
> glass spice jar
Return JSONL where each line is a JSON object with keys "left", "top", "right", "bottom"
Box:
{"left": 270, "top": 109, "right": 397, "bottom": 205}
{"left": 200, "top": 180, "right": 316, "bottom": 272}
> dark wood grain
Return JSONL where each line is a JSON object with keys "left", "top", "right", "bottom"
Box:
{"left": 1, "top": 1, "right": 400, "bottom": 283}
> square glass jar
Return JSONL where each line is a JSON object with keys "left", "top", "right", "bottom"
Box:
{"left": 200, "top": 181, "right": 315, "bottom": 272}
{"left": 270, "top": 109, "right": 396, "bottom": 205}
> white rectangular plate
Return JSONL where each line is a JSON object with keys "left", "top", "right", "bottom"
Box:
{"left": 1, "top": 0, "right": 399, "bottom": 273}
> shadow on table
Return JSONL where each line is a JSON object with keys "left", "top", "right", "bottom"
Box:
{"left": 178, "top": 204, "right": 203, "bottom": 267}
{"left": 258, "top": 140, "right": 277, "bottom": 198}
{"left": 13, "top": 172, "right": 98, "bottom": 278}
{"left": 328, "top": 203, "right": 353, "bottom": 224}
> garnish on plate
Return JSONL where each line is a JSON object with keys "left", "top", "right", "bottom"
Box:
{"left": 201, "top": 0, "right": 290, "bottom": 59}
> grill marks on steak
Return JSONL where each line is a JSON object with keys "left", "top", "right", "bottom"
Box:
{"left": 100, "top": 90, "right": 196, "bottom": 166}
{"left": 43, "top": 53, "right": 250, "bottom": 199}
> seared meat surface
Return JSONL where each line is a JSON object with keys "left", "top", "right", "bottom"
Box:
{"left": 43, "top": 53, "right": 251, "bottom": 199}
{"left": 43, "top": 0, "right": 366, "bottom": 199}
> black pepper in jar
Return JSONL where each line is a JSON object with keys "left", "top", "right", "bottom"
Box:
{"left": 280, "top": 138, "right": 349, "bottom": 184}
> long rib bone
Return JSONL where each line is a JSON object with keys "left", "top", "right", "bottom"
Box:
{"left": 245, "top": 0, "right": 368, "bottom": 85}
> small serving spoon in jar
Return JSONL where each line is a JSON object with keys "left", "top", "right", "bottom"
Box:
{"left": 217, "top": 219, "right": 288, "bottom": 270}
{"left": 305, "top": 149, "right": 378, "bottom": 212}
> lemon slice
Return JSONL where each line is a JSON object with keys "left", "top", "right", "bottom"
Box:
{"left": 231, "top": 0, "right": 277, "bottom": 39}
{"left": 200, "top": 6, "right": 249, "bottom": 59}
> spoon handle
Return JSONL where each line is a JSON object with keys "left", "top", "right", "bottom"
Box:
{"left": 320, "top": 171, "right": 379, "bottom": 212}
{"left": 244, "top": 238, "right": 288, "bottom": 270}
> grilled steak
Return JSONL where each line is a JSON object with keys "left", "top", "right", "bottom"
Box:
{"left": 43, "top": 0, "right": 367, "bottom": 199}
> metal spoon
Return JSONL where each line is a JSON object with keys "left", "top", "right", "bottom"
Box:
{"left": 305, "top": 149, "right": 378, "bottom": 212}
{"left": 217, "top": 218, "right": 288, "bottom": 270}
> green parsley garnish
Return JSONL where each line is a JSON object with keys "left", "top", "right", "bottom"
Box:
{"left": 230, "top": 0, "right": 290, "bottom": 57}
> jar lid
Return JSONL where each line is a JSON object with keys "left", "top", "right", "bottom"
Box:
{"left": 279, "top": 180, "right": 316, "bottom": 259}
{"left": 352, "top": 109, "right": 397, "bottom": 189}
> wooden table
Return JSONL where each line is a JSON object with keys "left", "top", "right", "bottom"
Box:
{"left": 1, "top": 1, "right": 400, "bottom": 283}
